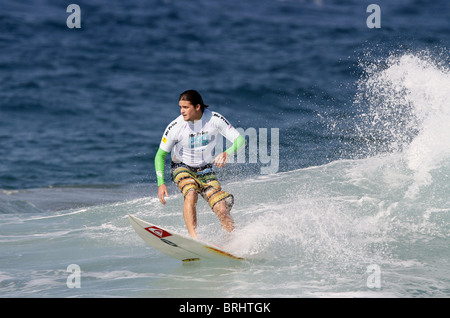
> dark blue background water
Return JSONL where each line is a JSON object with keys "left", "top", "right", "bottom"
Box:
{"left": 1, "top": 0, "right": 449, "bottom": 190}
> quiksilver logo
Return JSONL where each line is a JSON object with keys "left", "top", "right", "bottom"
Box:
{"left": 149, "top": 228, "right": 163, "bottom": 237}
{"left": 145, "top": 226, "right": 171, "bottom": 238}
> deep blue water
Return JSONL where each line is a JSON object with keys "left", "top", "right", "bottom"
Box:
{"left": 1, "top": 0, "right": 448, "bottom": 190}
{"left": 1, "top": 0, "right": 449, "bottom": 298}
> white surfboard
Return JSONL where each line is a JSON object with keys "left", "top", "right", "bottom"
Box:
{"left": 128, "top": 214, "right": 243, "bottom": 262}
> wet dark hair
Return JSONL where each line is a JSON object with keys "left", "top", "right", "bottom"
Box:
{"left": 179, "top": 90, "right": 209, "bottom": 112}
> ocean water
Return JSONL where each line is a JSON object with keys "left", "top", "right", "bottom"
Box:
{"left": 1, "top": 0, "right": 449, "bottom": 298}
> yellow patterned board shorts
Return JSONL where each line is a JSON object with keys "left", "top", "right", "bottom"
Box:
{"left": 171, "top": 162, "right": 234, "bottom": 212}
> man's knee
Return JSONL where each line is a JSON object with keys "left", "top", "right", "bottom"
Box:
{"left": 185, "top": 190, "right": 198, "bottom": 203}
{"left": 213, "top": 200, "right": 229, "bottom": 217}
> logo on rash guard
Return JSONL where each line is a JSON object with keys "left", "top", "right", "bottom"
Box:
{"left": 189, "top": 131, "right": 209, "bottom": 148}
{"left": 164, "top": 121, "right": 178, "bottom": 136}
{"left": 213, "top": 113, "right": 230, "bottom": 126}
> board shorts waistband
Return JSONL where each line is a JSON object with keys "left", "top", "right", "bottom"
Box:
{"left": 170, "top": 162, "right": 213, "bottom": 174}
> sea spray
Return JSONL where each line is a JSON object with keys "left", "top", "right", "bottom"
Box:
{"left": 353, "top": 51, "right": 450, "bottom": 198}
{"left": 219, "top": 52, "right": 450, "bottom": 291}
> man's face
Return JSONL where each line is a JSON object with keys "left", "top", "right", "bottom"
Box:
{"left": 179, "top": 100, "right": 202, "bottom": 122}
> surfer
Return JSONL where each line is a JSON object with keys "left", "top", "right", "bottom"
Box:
{"left": 155, "top": 90, "right": 245, "bottom": 238}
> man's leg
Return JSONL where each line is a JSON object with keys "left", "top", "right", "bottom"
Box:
{"left": 183, "top": 190, "right": 198, "bottom": 238}
{"left": 213, "top": 200, "right": 235, "bottom": 233}
{"left": 199, "top": 175, "right": 235, "bottom": 233}
{"left": 171, "top": 165, "right": 200, "bottom": 238}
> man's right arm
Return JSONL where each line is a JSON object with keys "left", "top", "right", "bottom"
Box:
{"left": 155, "top": 147, "right": 168, "bottom": 186}
{"left": 156, "top": 118, "right": 181, "bottom": 204}
{"left": 155, "top": 147, "right": 169, "bottom": 204}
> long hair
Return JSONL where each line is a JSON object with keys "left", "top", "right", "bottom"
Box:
{"left": 179, "top": 90, "right": 209, "bottom": 112}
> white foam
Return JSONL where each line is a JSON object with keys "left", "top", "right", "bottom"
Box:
{"left": 356, "top": 51, "right": 450, "bottom": 198}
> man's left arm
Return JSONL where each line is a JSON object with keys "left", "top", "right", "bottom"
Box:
{"left": 225, "top": 135, "right": 245, "bottom": 155}
{"left": 213, "top": 112, "right": 246, "bottom": 167}
{"left": 214, "top": 135, "right": 245, "bottom": 168}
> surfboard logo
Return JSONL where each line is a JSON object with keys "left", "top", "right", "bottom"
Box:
{"left": 145, "top": 226, "right": 172, "bottom": 238}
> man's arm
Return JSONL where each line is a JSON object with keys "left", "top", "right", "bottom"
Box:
{"left": 214, "top": 135, "right": 245, "bottom": 168}
{"left": 155, "top": 147, "right": 169, "bottom": 204}
{"left": 225, "top": 135, "right": 245, "bottom": 155}
{"left": 155, "top": 147, "right": 168, "bottom": 186}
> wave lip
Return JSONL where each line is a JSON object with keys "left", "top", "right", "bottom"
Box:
{"left": 353, "top": 51, "right": 450, "bottom": 198}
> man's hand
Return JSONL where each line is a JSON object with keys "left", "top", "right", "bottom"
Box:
{"left": 158, "top": 184, "right": 169, "bottom": 205}
{"left": 214, "top": 152, "right": 229, "bottom": 168}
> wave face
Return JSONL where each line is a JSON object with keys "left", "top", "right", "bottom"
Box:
{"left": 222, "top": 52, "right": 450, "bottom": 296}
